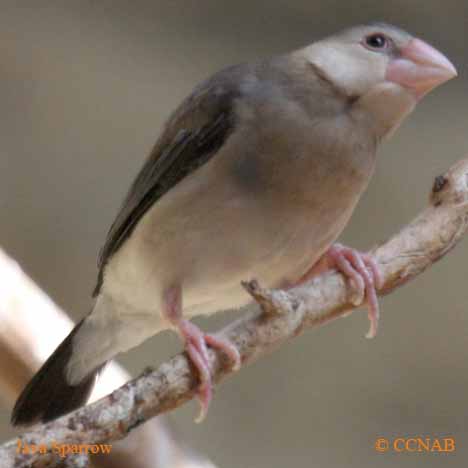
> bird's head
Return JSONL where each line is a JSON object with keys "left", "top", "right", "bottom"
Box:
{"left": 302, "top": 23, "right": 457, "bottom": 137}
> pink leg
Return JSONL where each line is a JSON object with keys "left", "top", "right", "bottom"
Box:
{"left": 296, "top": 244, "right": 383, "bottom": 339}
{"left": 163, "top": 286, "right": 241, "bottom": 422}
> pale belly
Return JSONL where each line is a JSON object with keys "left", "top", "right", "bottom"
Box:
{"left": 101, "top": 168, "right": 361, "bottom": 321}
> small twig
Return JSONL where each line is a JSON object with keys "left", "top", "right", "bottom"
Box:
{"left": 1, "top": 157, "right": 468, "bottom": 467}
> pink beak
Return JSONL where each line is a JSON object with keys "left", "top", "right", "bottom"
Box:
{"left": 386, "top": 38, "right": 457, "bottom": 99}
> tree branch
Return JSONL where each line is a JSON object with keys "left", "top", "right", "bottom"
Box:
{"left": 2, "top": 157, "right": 468, "bottom": 467}
{"left": 0, "top": 250, "right": 217, "bottom": 468}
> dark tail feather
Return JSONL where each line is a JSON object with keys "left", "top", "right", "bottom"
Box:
{"left": 11, "top": 319, "right": 104, "bottom": 426}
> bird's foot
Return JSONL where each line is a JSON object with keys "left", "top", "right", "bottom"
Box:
{"left": 328, "top": 244, "right": 383, "bottom": 338}
{"left": 297, "top": 244, "right": 383, "bottom": 338}
{"left": 163, "top": 285, "right": 240, "bottom": 421}
{"left": 177, "top": 319, "right": 240, "bottom": 422}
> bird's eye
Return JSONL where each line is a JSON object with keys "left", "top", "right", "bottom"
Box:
{"left": 364, "top": 33, "right": 388, "bottom": 50}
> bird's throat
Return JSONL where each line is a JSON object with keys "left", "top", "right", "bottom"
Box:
{"left": 354, "top": 82, "right": 416, "bottom": 140}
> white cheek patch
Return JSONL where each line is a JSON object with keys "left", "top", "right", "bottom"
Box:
{"left": 305, "top": 42, "right": 386, "bottom": 98}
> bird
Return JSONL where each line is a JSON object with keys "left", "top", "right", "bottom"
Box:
{"left": 11, "top": 23, "right": 456, "bottom": 426}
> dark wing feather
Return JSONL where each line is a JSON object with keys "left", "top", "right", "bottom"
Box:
{"left": 93, "top": 76, "right": 239, "bottom": 296}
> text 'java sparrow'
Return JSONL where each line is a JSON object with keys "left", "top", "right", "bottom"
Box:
{"left": 12, "top": 23, "right": 457, "bottom": 426}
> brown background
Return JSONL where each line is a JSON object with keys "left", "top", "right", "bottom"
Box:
{"left": 0, "top": 1, "right": 467, "bottom": 467}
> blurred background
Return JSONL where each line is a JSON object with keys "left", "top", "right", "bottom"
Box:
{"left": 0, "top": 1, "right": 466, "bottom": 467}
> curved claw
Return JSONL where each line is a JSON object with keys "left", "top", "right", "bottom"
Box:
{"left": 185, "top": 341, "right": 212, "bottom": 423}
{"left": 178, "top": 320, "right": 241, "bottom": 421}
{"left": 163, "top": 286, "right": 240, "bottom": 422}
{"left": 327, "top": 244, "right": 382, "bottom": 338}
{"left": 205, "top": 334, "right": 241, "bottom": 371}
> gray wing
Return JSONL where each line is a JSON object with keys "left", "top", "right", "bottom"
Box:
{"left": 93, "top": 74, "right": 240, "bottom": 296}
